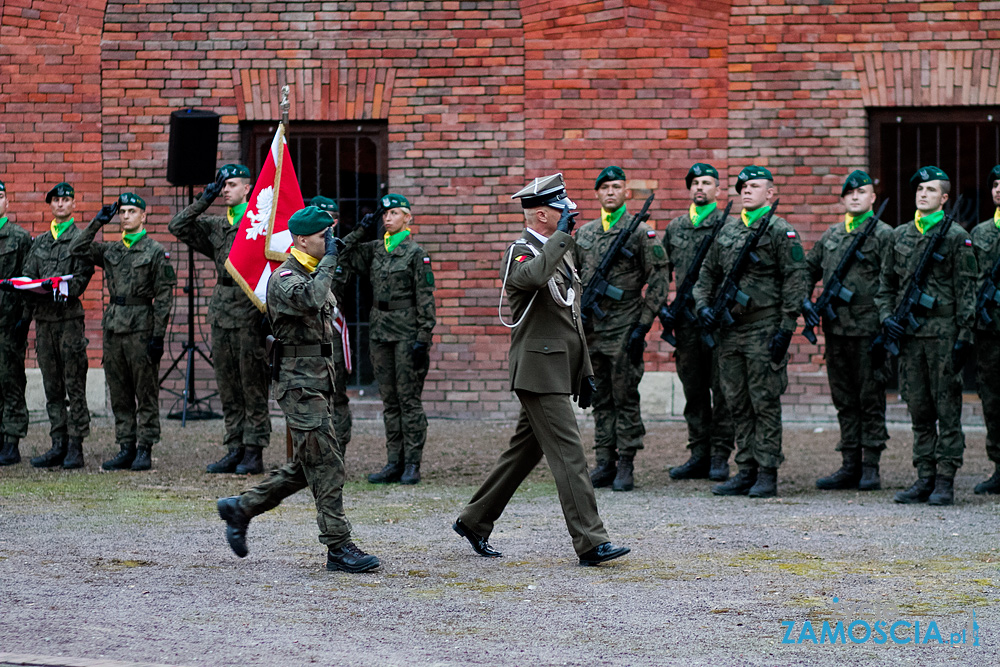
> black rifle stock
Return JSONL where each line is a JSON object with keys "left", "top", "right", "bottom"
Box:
{"left": 658, "top": 199, "right": 733, "bottom": 346}
{"left": 580, "top": 192, "right": 655, "bottom": 326}
{"left": 802, "top": 199, "right": 889, "bottom": 344}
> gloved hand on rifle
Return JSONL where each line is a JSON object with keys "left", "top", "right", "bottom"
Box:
{"left": 411, "top": 340, "right": 430, "bottom": 370}
{"left": 556, "top": 206, "right": 579, "bottom": 235}
{"left": 626, "top": 323, "right": 650, "bottom": 366}
{"left": 576, "top": 375, "right": 596, "bottom": 409}
{"left": 147, "top": 336, "right": 165, "bottom": 363}
{"left": 201, "top": 171, "right": 227, "bottom": 203}
{"left": 658, "top": 306, "right": 676, "bottom": 333}
{"left": 951, "top": 340, "right": 972, "bottom": 374}
{"left": 698, "top": 306, "right": 717, "bottom": 331}
{"left": 881, "top": 316, "right": 905, "bottom": 340}
{"left": 324, "top": 226, "right": 339, "bottom": 258}
{"left": 801, "top": 298, "right": 820, "bottom": 328}
{"left": 768, "top": 328, "right": 793, "bottom": 363}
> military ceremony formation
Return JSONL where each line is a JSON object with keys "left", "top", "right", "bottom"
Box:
{"left": 2, "top": 158, "right": 1000, "bottom": 573}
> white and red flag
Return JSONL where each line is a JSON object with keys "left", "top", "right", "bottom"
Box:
{"left": 5, "top": 275, "right": 72, "bottom": 299}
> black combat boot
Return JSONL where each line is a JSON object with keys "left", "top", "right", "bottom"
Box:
{"left": 669, "top": 454, "right": 709, "bottom": 480}
{"left": 589, "top": 460, "right": 617, "bottom": 488}
{"left": 368, "top": 462, "right": 403, "bottom": 484}
{"left": 400, "top": 463, "right": 421, "bottom": 485}
{"left": 206, "top": 447, "right": 244, "bottom": 474}
{"left": 61, "top": 436, "right": 85, "bottom": 469}
{"left": 102, "top": 443, "right": 137, "bottom": 471}
{"left": 974, "top": 465, "right": 1000, "bottom": 495}
{"left": 0, "top": 436, "right": 21, "bottom": 466}
{"left": 712, "top": 467, "right": 757, "bottom": 496}
{"left": 816, "top": 449, "right": 861, "bottom": 490}
{"left": 894, "top": 476, "right": 935, "bottom": 504}
{"left": 131, "top": 447, "right": 152, "bottom": 471}
{"left": 327, "top": 541, "right": 381, "bottom": 573}
{"left": 234, "top": 446, "right": 263, "bottom": 475}
{"left": 612, "top": 455, "right": 634, "bottom": 492}
{"left": 748, "top": 467, "right": 778, "bottom": 498}
{"left": 217, "top": 496, "right": 251, "bottom": 557}
{"left": 709, "top": 455, "right": 730, "bottom": 482}
{"left": 30, "top": 435, "right": 66, "bottom": 468}
{"left": 927, "top": 476, "right": 955, "bottom": 506}
{"left": 858, "top": 465, "right": 881, "bottom": 491}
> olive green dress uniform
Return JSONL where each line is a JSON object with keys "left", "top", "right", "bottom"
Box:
{"left": 71, "top": 216, "right": 176, "bottom": 452}
{"left": 0, "top": 212, "right": 32, "bottom": 444}
{"left": 339, "top": 225, "right": 436, "bottom": 467}
{"left": 969, "top": 211, "right": 1000, "bottom": 483}
{"left": 572, "top": 214, "right": 670, "bottom": 465}
{"left": 692, "top": 212, "right": 808, "bottom": 475}
{"left": 169, "top": 197, "right": 272, "bottom": 454}
{"left": 662, "top": 206, "right": 736, "bottom": 463}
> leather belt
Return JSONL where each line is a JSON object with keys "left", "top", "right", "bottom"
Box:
{"left": 110, "top": 295, "right": 153, "bottom": 306}
{"left": 377, "top": 298, "right": 416, "bottom": 311}
{"left": 220, "top": 276, "right": 235, "bottom": 287}
{"left": 282, "top": 343, "right": 333, "bottom": 358}
{"left": 734, "top": 305, "right": 780, "bottom": 325}
{"left": 850, "top": 295, "right": 875, "bottom": 306}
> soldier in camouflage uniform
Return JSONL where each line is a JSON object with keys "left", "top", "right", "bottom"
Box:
{"left": 572, "top": 166, "right": 670, "bottom": 492}
{"left": 803, "top": 171, "right": 892, "bottom": 491}
{"left": 877, "top": 166, "right": 977, "bottom": 506}
{"left": 662, "top": 164, "right": 736, "bottom": 483}
{"left": 969, "top": 165, "right": 1000, "bottom": 495}
{"left": 216, "top": 206, "right": 380, "bottom": 573}
{"left": 22, "top": 182, "right": 94, "bottom": 469}
{"left": 340, "top": 194, "right": 436, "bottom": 485}
{"left": 169, "top": 164, "right": 271, "bottom": 475}
{"left": 0, "top": 180, "right": 33, "bottom": 466}
{"left": 71, "top": 193, "right": 176, "bottom": 471}
{"left": 692, "top": 166, "right": 808, "bottom": 499}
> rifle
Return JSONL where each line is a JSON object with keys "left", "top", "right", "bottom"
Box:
{"left": 658, "top": 199, "right": 733, "bottom": 346}
{"left": 976, "top": 246, "right": 1000, "bottom": 329}
{"left": 699, "top": 199, "right": 780, "bottom": 349}
{"left": 870, "top": 197, "right": 961, "bottom": 361}
{"left": 802, "top": 199, "right": 889, "bottom": 344}
{"left": 579, "top": 192, "right": 655, "bottom": 326}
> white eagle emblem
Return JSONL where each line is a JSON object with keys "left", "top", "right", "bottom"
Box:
{"left": 245, "top": 186, "right": 274, "bottom": 240}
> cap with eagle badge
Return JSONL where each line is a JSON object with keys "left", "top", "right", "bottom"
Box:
{"left": 287, "top": 206, "right": 335, "bottom": 236}
{"left": 118, "top": 192, "right": 146, "bottom": 210}
{"left": 380, "top": 193, "right": 410, "bottom": 211}
{"left": 218, "top": 164, "right": 251, "bottom": 181}
{"left": 594, "top": 165, "right": 626, "bottom": 190}
{"left": 988, "top": 165, "right": 1000, "bottom": 188}
{"left": 842, "top": 170, "right": 873, "bottom": 197}
{"left": 45, "top": 182, "right": 74, "bottom": 203}
{"left": 512, "top": 173, "right": 577, "bottom": 211}
{"left": 311, "top": 195, "right": 339, "bottom": 214}
{"left": 735, "top": 166, "right": 773, "bottom": 193}
{"left": 685, "top": 163, "right": 719, "bottom": 189}
{"left": 910, "top": 165, "right": 949, "bottom": 190}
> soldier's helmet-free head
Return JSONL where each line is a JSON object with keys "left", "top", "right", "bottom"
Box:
{"left": 310, "top": 195, "right": 339, "bottom": 216}
{"left": 380, "top": 193, "right": 412, "bottom": 234}
{"left": 735, "top": 166, "right": 773, "bottom": 194}
{"left": 118, "top": 192, "right": 147, "bottom": 232}
{"left": 45, "top": 181, "right": 74, "bottom": 203}
{"left": 685, "top": 163, "right": 719, "bottom": 189}
{"left": 118, "top": 192, "right": 146, "bottom": 211}
{"left": 594, "top": 165, "right": 626, "bottom": 191}
{"left": 841, "top": 170, "right": 873, "bottom": 197}
{"left": 910, "top": 165, "right": 950, "bottom": 191}
{"left": 988, "top": 165, "right": 1000, "bottom": 197}
{"left": 911, "top": 166, "right": 950, "bottom": 214}
{"left": 512, "top": 173, "right": 577, "bottom": 211}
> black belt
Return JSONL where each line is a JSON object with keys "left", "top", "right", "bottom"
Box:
{"left": 927, "top": 303, "right": 955, "bottom": 318}
{"left": 110, "top": 295, "right": 153, "bottom": 306}
{"left": 377, "top": 298, "right": 416, "bottom": 311}
{"left": 220, "top": 276, "right": 235, "bottom": 287}
{"left": 850, "top": 295, "right": 876, "bottom": 306}
{"left": 733, "top": 305, "right": 780, "bottom": 325}
{"left": 282, "top": 343, "right": 333, "bottom": 358}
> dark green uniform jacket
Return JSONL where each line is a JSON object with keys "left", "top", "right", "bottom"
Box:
{"left": 22, "top": 223, "right": 94, "bottom": 321}
{"left": 0, "top": 219, "right": 32, "bottom": 325}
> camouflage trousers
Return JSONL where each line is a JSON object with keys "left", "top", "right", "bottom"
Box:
{"left": 239, "top": 386, "right": 351, "bottom": 549}
{"left": 590, "top": 336, "right": 645, "bottom": 463}
{"left": 825, "top": 334, "right": 888, "bottom": 462}
{"left": 717, "top": 320, "right": 788, "bottom": 471}
{"left": 976, "top": 331, "right": 1000, "bottom": 465}
{"left": 371, "top": 339, "right": 428, "bottom": 465}
{"left": 213, "top": 324, "right": 271, "bottom": 449}
{"left": 332, "top": 333, "right": 352, "bottom": 448}
{"left": 35, "top": 317, "right": 90, "bottom": 438}
{"left": 104, "top": 331, "right": 161, "bottom": 447}
{"left": 0, "top": 326, "right": 28, "bottom": 438}
{"left": 673, "top": 323, "right": 734, "bottom": 459}
{"left": 898, "top": 336, "right": 965, "bottom": 478}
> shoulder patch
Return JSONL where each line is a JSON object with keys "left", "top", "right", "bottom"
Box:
{"left": 966, "top": 254, "right": 977, "bottom": 273}
{"left": 423, "top": 256, "right": 431, "bottom": 264}
{"left": 964, "top": 238, "right": 973, "bottom": 247}
{"left": 652, "top": 245, "right": 665, "bottom": 259}
{"left": 514, "top": 254, "right": 529, "bottom": 263}
{"left": 791, "top": 244, "right": 805, "bottom": 262}
{"left": 646, "top": 230, "right": 656, "bottom": 238}
{"left": 280, "top": 270, "right": 292, "bottom": 276}
{"left": 786, "top": 231, "right": 797, "bottom": 239}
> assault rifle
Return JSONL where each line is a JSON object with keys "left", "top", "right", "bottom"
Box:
{"left": 699, "top": 199, "right": 780, "bottom": 349}
{"left": 870, "top": 197, "right": 961, "bottom": 361}
{"left": 975, "top": 241, "right": 1000, "bottom": 329}
{"left": 802, "top": 199, "right": 889, "bottom": 344}
{"left": 658, "top": 199, "right": 733, "bottom": 346}
{"left": 580, "top": 192, "right": 655, "bottom": 326}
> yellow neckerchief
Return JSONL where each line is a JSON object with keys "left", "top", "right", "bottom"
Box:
{"left": 601, "top": 204, "right": 627, "bottom": 232}
{"left": 384, "top": 228, "right": 411, "bottom": 253}
{"left": 740, "top": 205, "right": 770, "bottom": 228}
{"left": 0, "top": 216, "right": 7, "bottom": 231}
{"left": 994, "top": 207, "right": 1000, "bottom": 228}
{"left": 689, "top": 201, "right": 718, "bottom": 228}
{"left": 290, "top": 247, "right": 319, "bottom": 272}
{"left": 227, "top": 201, "right": 248, "bottom": 226}
{"left": 50, "top": 217, "right": 74, "bottom": 239}
{"left": 914, "top": 209, "right": 944, "bottom": 235}
{"left": 845, "top": 210, "right": 873, "bottom": 233}
{"left": 122, "top": 228, "right": 147, "bottom": 248}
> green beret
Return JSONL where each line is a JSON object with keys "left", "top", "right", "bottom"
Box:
{"left": 310, "top": 196, "right": 339, "bottom": 214}
{"left": 910, "top": 165, "right": 949, "bottom": 190}
{"left": 380, "top": 193, "right": 410, "bottom": 210}
{"left": 989, "top": 165, "right": 1000, "bottom": 188}
{"left": 118, "top": 192, "right": 146, "bottom": 210}
{"left": 735, "top": 166, "right": 773, "bottom": 193}
{"left": 842, "top": 170, "right": 873, "bottom": 197}
{"left": 685, "top": 163, "right": 719, "bottom": 189}
{"left": 287, "top": 206, "right": 334, "bottom": 236}
{"left": 594, "top": 165, "right": 627, "bottom": 190}
{"left": 45, "top": 182, "right": 74, "bottom": 203}
{"left": 0, "top": 180, "right": 5, "bottom": 192}
{"left": 218, "top": 164, "right": 251, "bottom": 181}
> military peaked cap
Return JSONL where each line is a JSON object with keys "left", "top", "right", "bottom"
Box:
{"left": 512, "top": 173, "right": 577, "bottom": 210}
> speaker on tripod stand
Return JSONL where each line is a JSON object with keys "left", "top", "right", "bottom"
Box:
{"left": 160, "top": 108, "right": 223, "bottom": 423}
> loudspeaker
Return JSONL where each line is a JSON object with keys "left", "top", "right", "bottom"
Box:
{"left": 167, "top": 109, "right": 221, "bottom": 187}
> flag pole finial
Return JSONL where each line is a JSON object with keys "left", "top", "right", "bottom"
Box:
{"left": 280, "top": 85, "right": 290, "bottom": 126}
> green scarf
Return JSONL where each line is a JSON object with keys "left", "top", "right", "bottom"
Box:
{"left": 914, "top": 209, "right": 944, "bottom": 235}
{"left": 51, "top": 218, "right": 75, "bottom": 239}
{"left": 384, "top": 229, "right": 411, "bottom": 254}
{"left": 845, "top": 210, "right": 873, "bottom": 233}
{"left": 689, "top": 202, "right": 718, "bottom": 228}
{"left": 601, "top": 204, "right": 627, "bottom": 232}
{"left": 994, "top": 207, "right": 1000, "bottom": 228}
{"left": 122, "top": 228, "right": 147, "bottom": 248}
{"left": 0, "top": 216, "right": 7, "bottom": 232}
{"left": 227, "top": 202, "right": 248, "bottom": 226}
{"left": 741, "top": 206, "right": 770, "bottom": 228}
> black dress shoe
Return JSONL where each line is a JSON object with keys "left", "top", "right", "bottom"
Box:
{"left": 452, "top": 519, "right": 502, "bottom": 557}
{"left": 217, "top": 496, "right": 251, "bottom": 557}
{"left": 578, "top": 542, "right": 630, "bottom": 566}
{"left": 327, "top": 541, "right": 381, "bottom": 573}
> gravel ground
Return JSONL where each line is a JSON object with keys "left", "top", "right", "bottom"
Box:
{"left": 1, "top": 416, "right": 999, "bottom": 667}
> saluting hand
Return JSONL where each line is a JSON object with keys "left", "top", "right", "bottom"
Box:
{"left": 556, "top": 207, "right": 579, "bottom": 234}
{"left": 95, "top": 203, "right": 118, "bottom": 227}
{"left": 201, "top": 172, "right": 226, "bottom": 203}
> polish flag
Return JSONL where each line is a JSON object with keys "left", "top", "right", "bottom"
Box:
{"left": 5, "top": 275, "right": 72, "bottom": 298}
{"left": 225, "top": 122, "right": 305, "bottom": 310}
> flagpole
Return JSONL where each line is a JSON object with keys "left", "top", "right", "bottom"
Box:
{"left": 278, "top": 85, "right": 294, "bottom": 464}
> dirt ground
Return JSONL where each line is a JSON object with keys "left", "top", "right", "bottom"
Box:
{"left": 1, "top": 415, "right": 999, "bottom": 667}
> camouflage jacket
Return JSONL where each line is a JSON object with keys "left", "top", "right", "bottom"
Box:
{"left": 339, "top": 227, "right": 436, "bottom": 344}
{"left": 168, "top": 197, "right": 260, "bottom": 327}
{"left": 969, "top": 218, "right": 1000, "bottom": 333}
{"left": 805, "top": 218, "right": 893, "bottom": 336}
{"left": 572, "top": 217, "right": 670, "bottom": 352}
{"left": 692, "top": 214, "right": 808, "bottom": 333}
{"left": 0, "top": 218, "right": 32, "bottom": 325}
{"left": 21, "top": 222, "right": 94, "bottom": 322}
{"left": 70, "top": 219, "right": 176, "bottom": 337}
{"left": 662, "top": 208, "right": 735, "bottom": 330}
{"left": 876, "top": 219, "right": 977, "bottom": 342}
{"left": 267, "top": 254, "right": 338, "bottom": 396}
